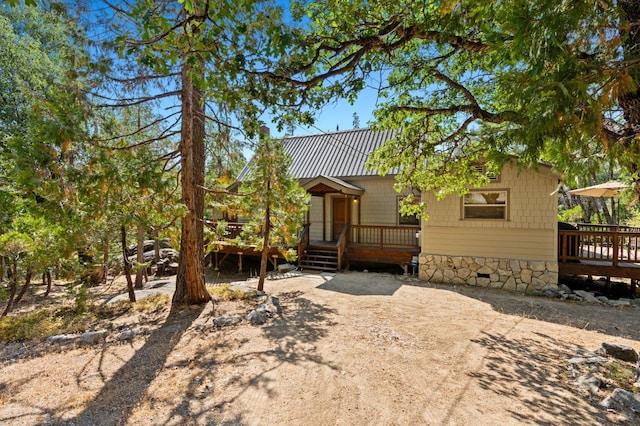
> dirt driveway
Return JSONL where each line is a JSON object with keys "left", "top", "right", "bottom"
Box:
{"left": 2, "top": 271, "right": 640, "bottom": 425}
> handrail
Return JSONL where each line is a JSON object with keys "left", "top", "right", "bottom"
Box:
{"left": 206, "top": 221, "right": 245, "bottom": 240}
{"left": 578, "top": 223, "right": 640, "bottom": 233}
{"left": 349, "top": 224, "right": 420, "bottom": 249}
{"left": 558, "top": 229, "right": 640, "bottom": 265}
{"left": 335, "top": 225, "right": 350, "bottom": 271}
{"left": 297, "top": 223, "right": 311, "bottom": 267}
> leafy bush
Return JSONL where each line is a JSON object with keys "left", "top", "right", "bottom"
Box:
{"left": 558, "top": 205, "right": 582, "bottom": 225}
{"left": 208, "top": 284, "right": 254, "bottom": 301}
{"left": 0, "top": 308, "right": 97, "bottom": 342}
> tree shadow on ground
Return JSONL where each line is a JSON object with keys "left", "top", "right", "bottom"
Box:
{"left": 410, "top": 278, "right": 640, "bottom": 342}
{"left": 317, "top": 273, "right": 403, "bottom": 296}
{"left": 58, "top": 305, "right": 205, "bottom": 426}
{"left": 155, "top": 291, "right": 340, "bottom": 425}
{"left": 469, "top": 331, "right": 611, "bottom": 425}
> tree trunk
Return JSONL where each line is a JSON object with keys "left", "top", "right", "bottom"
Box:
{"left": 153, "top": 227, "right": 160, "bottom": 264}
{"left": 121, "top": 225, "right": 136, "bottom": 303}
{"left": 173, "top": 57, "right": 210, "bottom": 306}
{"left": 258, "top": 203, "right": 271, "bottom": 292}
{"left": 0, "top": 256, "right": 5, "bottom": 281}
{"left": 102, "top": 235, "right": 109, "bottom": 284}
{"left": 44, "top": 269, "right": 52, "bottom": 297}
{"left": 1, "top": 258, "right": 18, "bottom": 317}
{"left": 135, "top": 223, "right": 145, "bottom": 289}
{"left": 14, "top": 270, "right": 32, "bottom": 304}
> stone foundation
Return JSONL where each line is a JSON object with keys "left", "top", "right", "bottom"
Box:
{"left": 418, "top": 254, "right": 558, "bottom": 293}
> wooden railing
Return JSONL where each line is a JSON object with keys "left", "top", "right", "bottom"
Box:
{"left": 297, "top": 223, "right": 311, "bottom": 267}
{"left": 578, "top": 223, "right": 640, "bottom": 233}
{"left": 349, "top": 225, "right": 421, "bottom": 249}
{"left": 558, "top": 230, "right": 640, "bottom": 265}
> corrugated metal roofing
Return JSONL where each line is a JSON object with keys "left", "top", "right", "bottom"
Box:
{"left": 236, "top": 128, "right": 398, "bottom": 181}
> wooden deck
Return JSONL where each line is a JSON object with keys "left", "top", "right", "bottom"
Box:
{"left": 207, "top": 222, "right": 420, "bottom": 272}
{"left": 558, "top": 224, "right": 640, "bottom": 280}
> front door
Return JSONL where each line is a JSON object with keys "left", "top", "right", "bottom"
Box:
{"left": 332, "top": 197, "right": 349, "bottom": 241}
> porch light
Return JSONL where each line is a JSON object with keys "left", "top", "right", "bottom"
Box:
{"left": 415, "top": 231, "right": 421, "bottom": 239}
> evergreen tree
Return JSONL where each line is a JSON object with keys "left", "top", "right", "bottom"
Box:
{"left": 237, "top": 132, "right": 308, "bottom": 291}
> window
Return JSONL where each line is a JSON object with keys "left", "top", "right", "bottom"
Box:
{"left": 463, "top": 190, "right": 508, "bottom": 220}
{"left": 397, "top": 196, "right": 420, "bottom": 226}
{"left": 473, "top": 164, "right": 500, "bottom": 183}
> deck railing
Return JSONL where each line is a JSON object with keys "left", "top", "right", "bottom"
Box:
{"left": 559, "top": 230, "right": 640, "bottom": 265}
{"left": 349, "top": 225, "right": 421, "bottom": 249}
{"left": 578, "top": 223, "right": 640, "bottom": 233}
{"left": 297, "top": 223, "right": 310, "bottom": 267}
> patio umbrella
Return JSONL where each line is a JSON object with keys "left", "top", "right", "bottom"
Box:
{"left": 568, "top": 181, "right": 628, "bottom": 197}
{"left": 569, "top": 181, "right": 628, "bottom": 224}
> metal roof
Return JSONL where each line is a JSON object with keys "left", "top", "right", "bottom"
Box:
{"left": 236, "top": 128, "right": 398, "bottom": 181}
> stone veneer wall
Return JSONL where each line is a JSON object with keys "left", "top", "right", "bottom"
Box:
{"left": 419, "top": 253, "right": 558, "bottom": 293}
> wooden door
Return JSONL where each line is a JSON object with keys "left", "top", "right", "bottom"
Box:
{"left": 332, "top": 197, "right": 349, "bottom": 241}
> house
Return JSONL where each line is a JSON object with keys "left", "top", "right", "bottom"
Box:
{"left": 419, "top": 161, "right": 559, "bottom": 292}
{"left": 223, "top": 128, "right": 560, "bottom": 292}
{"left": 224, "top": 128, "right": 420, "bottom": 272}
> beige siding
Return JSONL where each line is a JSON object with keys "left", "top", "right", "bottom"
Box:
{"left": 421, "top": 162, "right": 559, "bottom": 261}
{"left": 305, "top": 176, "right": 403, "bottom": 241}
{"left": 349, "top": 176, "right": 400, "bottom": 225}
{"left": 309, "top": 196, "right": 323, "bottom": 241}
{"left": 422, "top": 227, "right": 556, "bottom": 260}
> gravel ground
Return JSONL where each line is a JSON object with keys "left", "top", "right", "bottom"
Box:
{"left": 1, "top": 271, "right": 640, "bottom": 425}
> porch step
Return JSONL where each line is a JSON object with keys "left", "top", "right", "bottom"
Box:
{"left": 299, "top": 247, "right": 339, "bottom": 272}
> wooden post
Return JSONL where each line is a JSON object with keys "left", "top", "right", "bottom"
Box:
{"left": 613, "top": 232, "right": 619, "bottom": 267}
{"left": 238, "top": 252, "right": 243, "bottom": 273}
{"left": 322, "top": 196, "right": 326, "bottom": 241}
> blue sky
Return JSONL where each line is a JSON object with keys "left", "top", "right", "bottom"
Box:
{"left": 266, "top": 87, "right": 381, "bottom": 138}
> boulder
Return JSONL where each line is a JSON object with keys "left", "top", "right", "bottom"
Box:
{"left": 574, "top": 374, "right": 602, "bottom": 395}
{"left": 116, "top": 330, "right": 136, "bottom": 341}
{"left": 214, "top": 315, "right": 243, "bottom": 327}
{"left": 247, "top": 310, "right": 266, "bottom": 325}
{"left": 126, "top": 239, "right": 173, "bottom": 256}
{"left": 47, "top": 334, "right": 79, "bottom": 345}
{"left": 601, "top": 388, "right": 640, "bottom": 419}
{"left": 574, "top": 290, "right": 599, "bottom": 304}
{"left": 601, "top": 343, "right": 639, "bottom": 363}
{"left": 80, "top": 331, "right": 108, "bottom": 345}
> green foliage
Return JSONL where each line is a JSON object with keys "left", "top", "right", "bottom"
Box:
{"left": 558, "top": 205, "right": 583, "bottom": 225}
{"left": 236, "top": 135, "right": 309, "bottom": 250}
{"left": 264, "top": 0, "right": 639, "bottom": 203}
{"left": 128, "top": 294, "right": 170, "bottom": 312}
{"left": 66, "top": 283, "right": 92, "bottom": 315}
{"left": 0, "top": 293, "right": 171, "bottom": 342}
{"left": 208, "top": 284, "right": 253, "bottom": 301}
{"left": 0, "top": 308, "right": 97, "bottom": 342}
{"left": 600, "top": 360, "right": 638, "bottom": 393}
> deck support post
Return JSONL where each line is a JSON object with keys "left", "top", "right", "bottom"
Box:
{"left": 238, "top": 252, "right": 243, "bottom": 272}
{"left": 214, "top": 252, "right": 219, "bottom": 271}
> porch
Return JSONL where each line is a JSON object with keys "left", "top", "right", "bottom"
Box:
{"left": 558, "top": 224, "right": 640, "bottom": 291}
{"left": 207, "top": 222, "right": 420, "bottom": 273}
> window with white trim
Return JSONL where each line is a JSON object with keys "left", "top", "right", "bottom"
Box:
{"left": 462, "top": 190, "right": 508, "bottom": 220}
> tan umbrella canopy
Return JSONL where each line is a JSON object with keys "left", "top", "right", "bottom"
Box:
{"left": 568, "top": 181, "right": 628, "bottom": 197}
{"left": 569, "top": 181, "right": 628, "bottom": 224}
